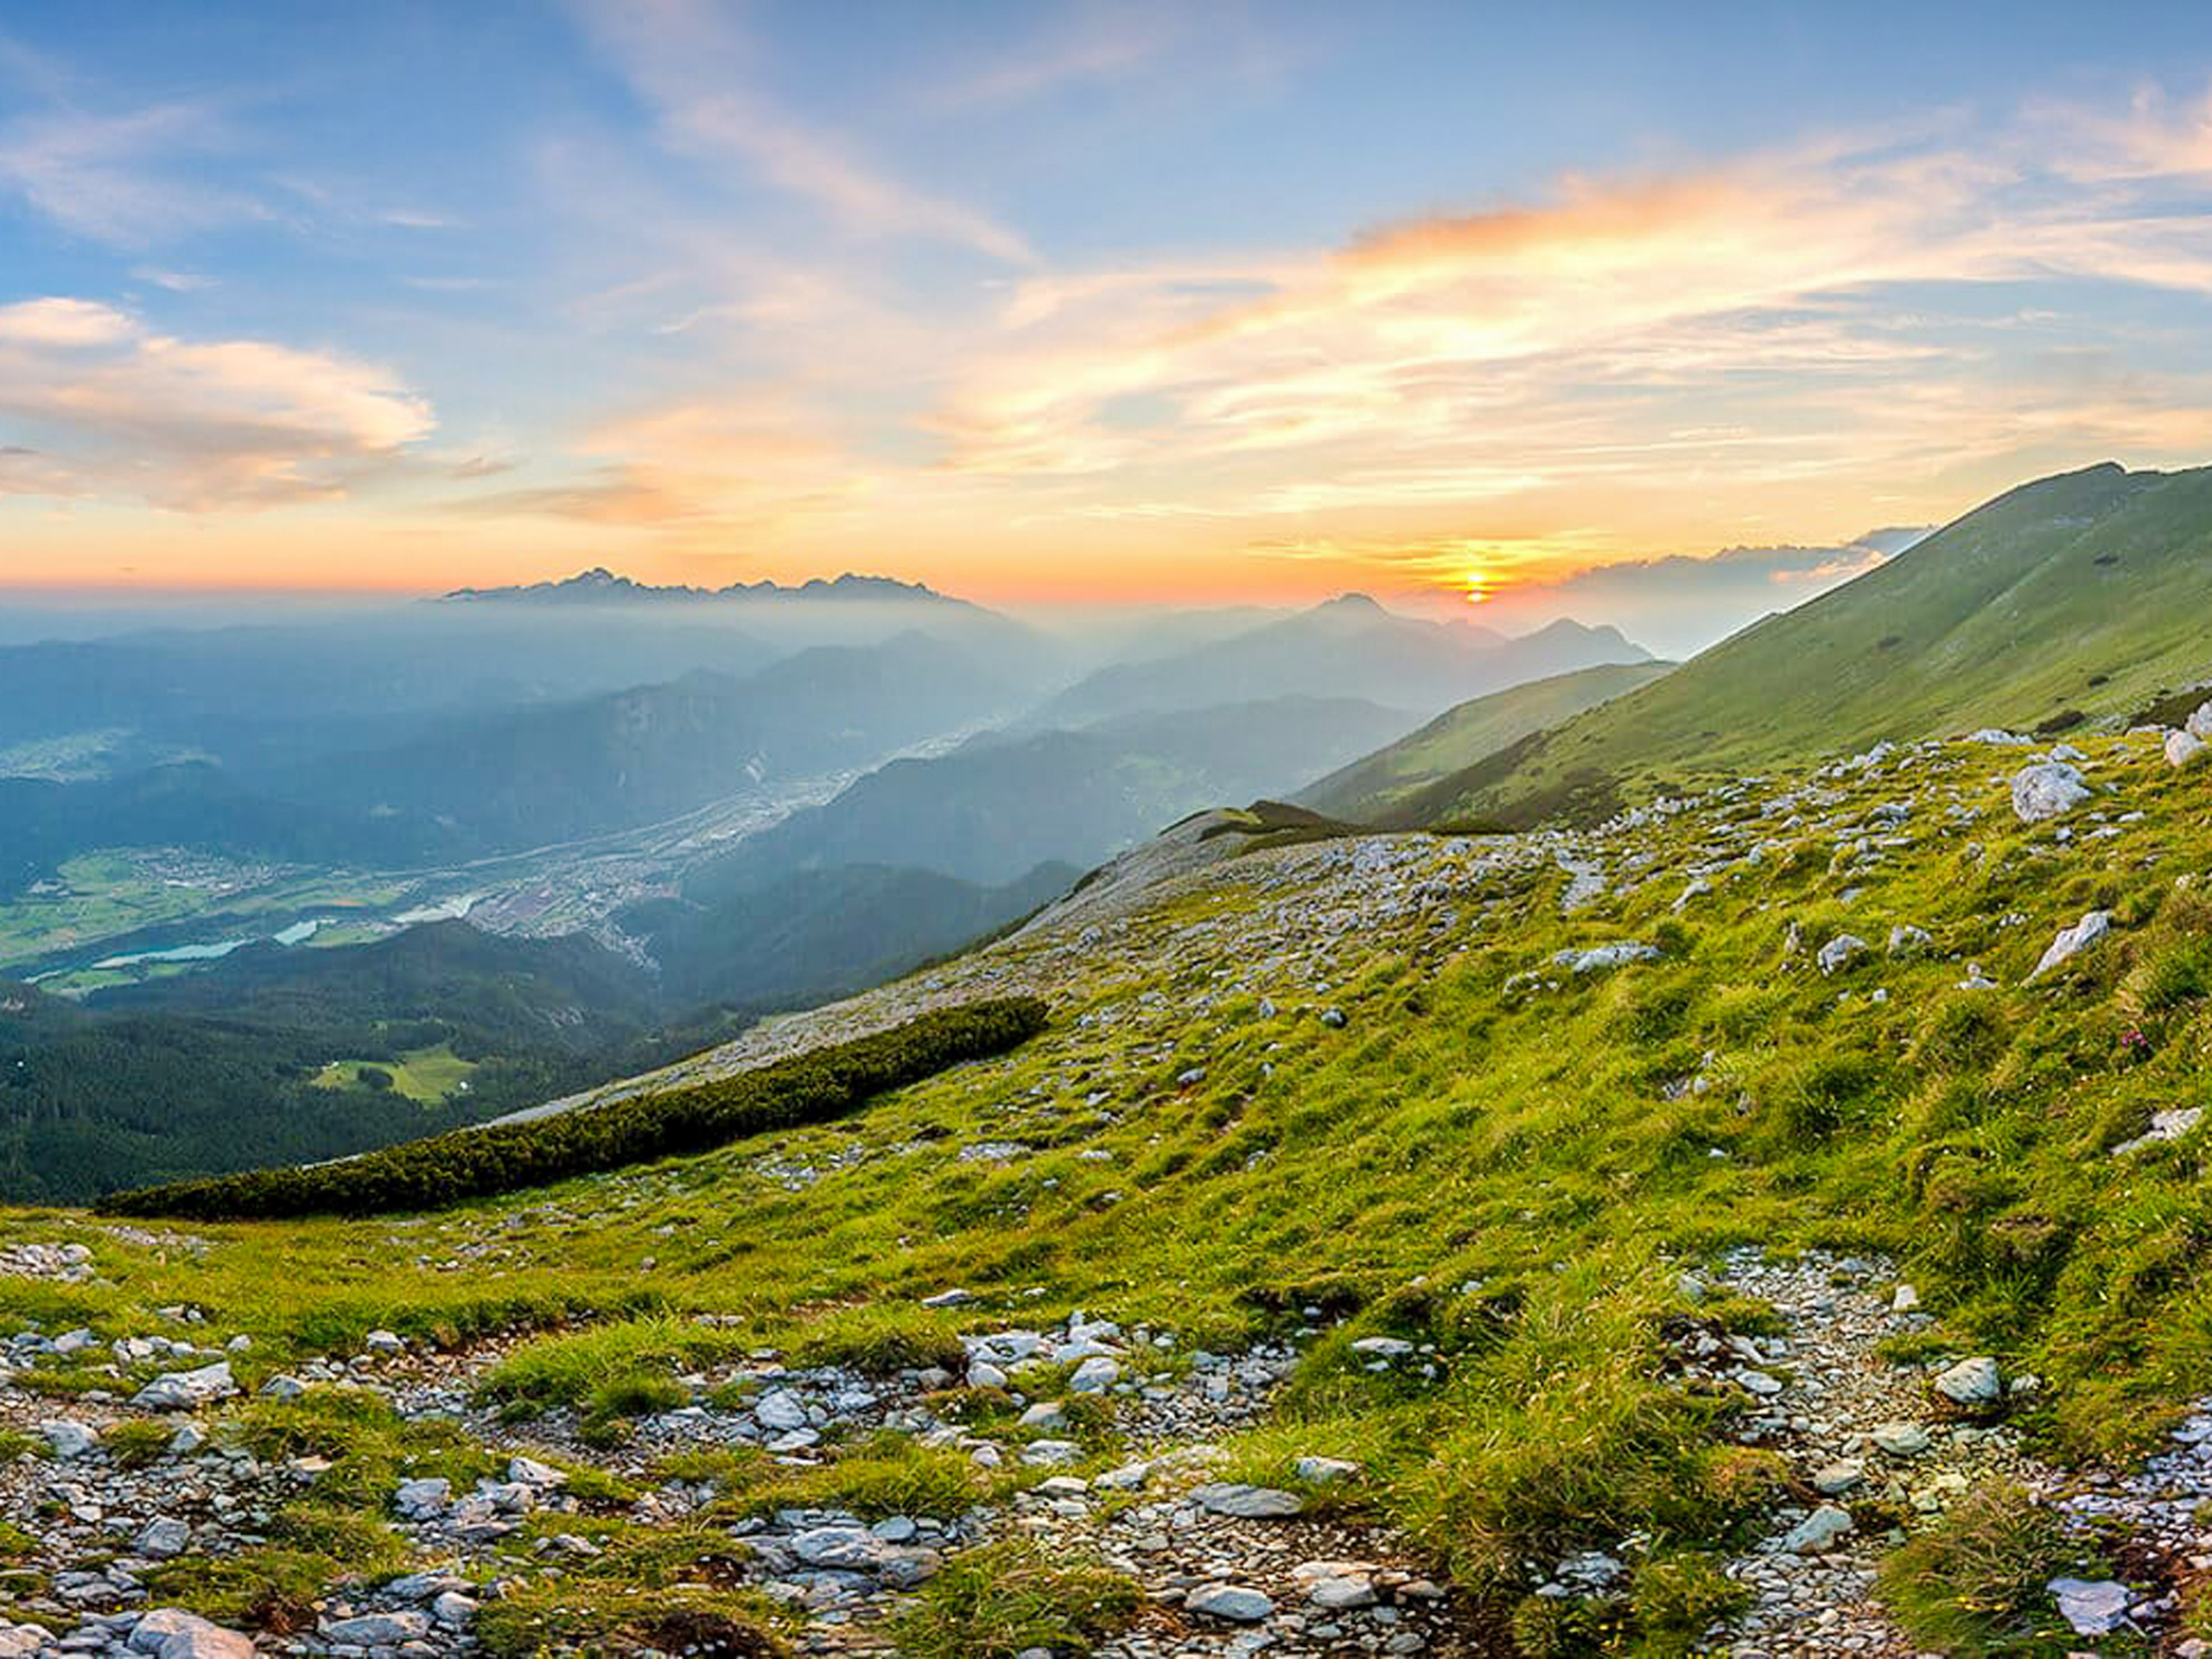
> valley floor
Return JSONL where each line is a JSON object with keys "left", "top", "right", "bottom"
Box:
{"left": 4, "top": 724, "right": 2212, "bottom": 1656}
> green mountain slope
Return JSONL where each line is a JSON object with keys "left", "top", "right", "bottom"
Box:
{"left": 1440, "top": 461, "right": 2212, "bottom": 825}
{"left": 20, "top": 721, "right": 2212, "bottom": 1655}
{"left": 1294, "top": 659, "right": 1675, "bottom": 823}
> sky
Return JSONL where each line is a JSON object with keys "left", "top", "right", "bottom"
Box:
{"left": 10, "top": 1, "right": 2212, "bottom": 643}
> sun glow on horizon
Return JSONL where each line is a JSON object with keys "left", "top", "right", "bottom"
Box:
{"left": 8, "top": 6, "right": 2212, "bottom": 620}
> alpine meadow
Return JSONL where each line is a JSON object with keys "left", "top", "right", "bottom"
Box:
{"left": 10, "top": 6, "right": 2212, "bottom": 1659}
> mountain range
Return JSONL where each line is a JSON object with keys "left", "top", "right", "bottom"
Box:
{"left": 10, "top": 459, "right": 2212, "bottom": 1656}
{"left": 1033, "top": 594, "right": 1652, "bottom": 728}
{"left": 441, "top": 569, "right": 963, "bottom": 607}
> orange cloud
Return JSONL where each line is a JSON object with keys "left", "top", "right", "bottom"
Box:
{"left": 445, "top": 397, "right": 872, "bottom": 539}
{"left": 0, "top": 297, "right": 432, "bottom": 512}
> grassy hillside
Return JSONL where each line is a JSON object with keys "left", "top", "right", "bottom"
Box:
{"left": 1437, "top": 461, "right": 2212, "bottom": 826}
{"left": 10, "top": 721, "right": 2212, "bottom": 1652}
{"left": 1296, "top": 659, "right": 1675, "bottom": 823}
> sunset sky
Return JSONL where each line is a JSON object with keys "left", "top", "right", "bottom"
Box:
{"left": 10, "top": 1, "right": 2212, "bottom": 636}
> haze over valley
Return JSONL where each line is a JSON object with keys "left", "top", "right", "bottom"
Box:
{"left": 11, "top": 6, "right": 2212, "bottom": 1657}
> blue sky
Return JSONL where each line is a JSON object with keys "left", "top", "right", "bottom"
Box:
{"left": 8, "top": 1, "right": 2212, "bottom": 637}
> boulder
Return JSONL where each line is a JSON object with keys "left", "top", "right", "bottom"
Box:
{"left": 753, "top": 1389, "right": 810, "bottom": 1430}
{"left": 2190, "top": 700, "right": 2212, "bottom": 742}
{"left": 393, "top": 1476, "right": 453, "bottom": 1519}
{"left": 323, "top": 1612, "right": 430, "bottom": 1645}
{"left": 39, "top": 1419, "right": 98, "bottom": 1459}
{"left": 2029, "top": 911, "right": 2110, "bottom": 980}
{"left": 2168, "top": 729, "right": 2207, "bottom": 770}
{"left": 2010, "top": 761, "right": 2089, "bottom": 823}
{"left": 1308, "top": 1574, "right": 1378, "bottom": 1610}
{"left": 508, "top": 1455, "right": 567, "bottom": 1489}
{"left": 128, "top": 1610, "right": 256, "bottom": 1659}
{"left": 1815, "top": 934, "right": 1869, "bottom": 976}
{"left": 1887, "top": 925, "right": 1933, "bottom": 958}
{"left": 1781, "top": 1504, "right": 1854, "bottom": 1554}
{"left": 133, "top": 1517, "right": 193, "bottom": 1559}
{"left": 1812, "top": 1459, "right": 1865, "bottom": 1496}
{"left": 1186, "top": 1583, "right": 1274, "bottom": 1622}
{"left": 790, "top": 1526, "right": 881, "bottom": 1570}
{"left": 1872, "top": 1421, "right": 1930, "bottom": 1456}
{"left": 1294, "top": 1455, "right": 1360, "bottom": 1484}
{"left": 878, "top": 1547, "right": 943, "bottom": 1588}
{"left": 2049, "top": 1577, "right": 2131, "bottom": 1637}
{"left": 1552, "top": 943, "right": 1661, "bottom": 975}
{"left": 1191, "top": 1482, "right": 1304, "bottom": 1518}
{"left": 1934, "top": 1356, "right": 2003, "bottom": 1406}
{"left": 1068, "top": 1355, "right": 1120, "bottom": 1394}
{"left": 2113, "top": 1106, "right": 2205, "bottom": 1156}
{"left": 131, "top": 1361, "right": 235, "bottom": 1413}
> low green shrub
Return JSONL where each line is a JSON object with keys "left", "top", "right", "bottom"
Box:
{"left": 473, "top": 1525, "right": 793, "bottom": 1658}
{"left": 1631, "top": 1551, "right": 1751, "bottom": 1650}
{"left": 99, "top": 997, "right": 1048, "bottom": 1219}
{"left": 101, "top": 1418, "right": 175, "bottom": 1470}
{"left": 732, "top": 1432, "right": 986, "bottom": 1522}
{"left": 1875, "top": 1482, "right": 2108, "bottom": 1652}
{"left": 474, "top": 1315, "right": 747, "bottom": 1414}
{"left": 887, "top": 1540, "right": 1140, "bottom": 1659}
{"left": 791, "top": 1303, "right": 969, "bottom": 1376}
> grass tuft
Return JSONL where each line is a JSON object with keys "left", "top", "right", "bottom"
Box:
{"left": 887, "top": 1540, "right": 1141, "bottom": 1659}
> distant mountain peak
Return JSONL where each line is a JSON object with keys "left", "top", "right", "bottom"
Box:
{"left": 441, "top": 569, "right": 957, "bottom": 606}
{"left": 1314, "top": 591, "right": 1388, "bottom": 615}
{"left": 1519, "top": 616, "right": 1637, "bottom": 645}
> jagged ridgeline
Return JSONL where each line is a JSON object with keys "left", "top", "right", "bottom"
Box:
{"left": 97, "top": 998, "right": 1046, "bottom": 1221}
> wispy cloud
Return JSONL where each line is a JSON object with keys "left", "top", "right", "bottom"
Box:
{"left": 918, "top": 4, "right": 1186, "bottom": 112}
{"left": 130, "top": 266, "right": 219, "bottom": 293}
{"left": 575, "top": 0, "right": 1034, "bottom": 264}
{"left": 882, "top": 104, "right": 2212, "bottom": 577}
{"left": 0, "top": 98, "right": 263, "bottom": 246}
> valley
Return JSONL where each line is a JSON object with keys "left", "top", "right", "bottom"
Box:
{"left": 16, "top": 10, "right": 2212, "bottom": 1652}
{"left": 4, "top": 709, "right": 2212, "bottom": 1656}
{"left": 0, "top": 475, "right": 2207, "bottom": 1656}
